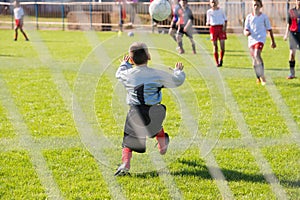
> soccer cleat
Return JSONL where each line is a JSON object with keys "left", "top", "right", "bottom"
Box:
{"left": 260, "top": 77, "right": 266, "bottom": 86}
{"left": 218, "top": 60, "right": 223, "bottom": 67}
{"left": 178, "top": 48, "right": 185, "bottom": 54}
{"left": 256, "top": 78, "right": 261, "bottom": 84}
{"left": 286, "top": 75, "right": 296, "bottom": 79}
{"left": 158, "top": 133, "right": 170, "bottom": 155}
{"left": 114, "top": 163, "right": 130, "bottom": 176}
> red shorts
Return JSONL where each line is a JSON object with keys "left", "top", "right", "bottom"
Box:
{"left": 210, "top": 25, "right": 227, "bottom": 41}
{"left": 249, "top": 42, "right": 264, "bottom": 56}
{"left": 15, "top": 19, "right": 23, "bottom": 27}
{"left": 250, "top": 42, "right": 264, "bottom": 50}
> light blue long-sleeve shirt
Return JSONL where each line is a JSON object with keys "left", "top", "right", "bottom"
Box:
{"left": 116, "top": 61, "right": 185, "bottom": 106}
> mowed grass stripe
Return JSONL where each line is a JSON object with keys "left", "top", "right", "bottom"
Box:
{"left": 0, "top": 76, "right": 63, "bottom": 199}
{"left": 0, "top": 151, "right": 47, "bottom": 199}
{"left": 165, "top": 35, "right": 235, "bottom": 199}
{"left": 270, "top": 77, "right": 300, "bottom": 147}
{"left": 1, "top": 69, "right": 77, "bottom": 137}
{"left": 261, "top": 144, "right": 300, "bottom": 198}
{"left": 213, "top": 148, "right": 276, "bottom": 199}
{"left": 32, "top": 30, "right": 128, "bottom": 199}
{"left": 151, "top": 33, "right": 239, "bottom": 198}
{"left": 223, "top": 80, "right": 288, "bottom": 199}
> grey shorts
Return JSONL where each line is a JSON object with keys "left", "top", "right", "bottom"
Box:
{"left": 289, "top": 31, "right": 300, "bottom": 50}
{"left": 122, "top": 104, "right": 166, "bottom": 153}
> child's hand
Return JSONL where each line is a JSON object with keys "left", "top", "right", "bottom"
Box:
{"left": 120, "top": 55, "right": 134, "bottom": 65}
{"left": 120, "top": 55, "right": 130, "bottom": 63}
{"left": 175, "top": 62, "right": 184, "bottom": 70}
{"left": 244, "top": 30, "right": 251, "bottom": 37}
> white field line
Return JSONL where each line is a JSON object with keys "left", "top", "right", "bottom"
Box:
{"left": 233, "top": 33, "right": 291, "bottom": 199}
{"left": 0, "top": 76, "right": 64, "bottom": 200}
{"left": 87, "top": 30, "right": 185, "bottom": 199}
{"left": 150, "top": 152, "right": 183, "bottom": 200}
{"left": 223, "top": 81, "right": 288, "bottom": 200}
{"left": 137, "top": 32, "right": 187, "bottom": 199}
{"left": 192, "top": 37, "right": 236, "bottom": 200}
{"left": 139, "top": 30, "right": 234, "bottom": 199}
{"left": 172, "top": 88, "right": 235, "bottom": 200}
{"left": 264, "top": 77, "right": 300, "bottom": 147}
{"left": 28, "top": 29, "right": 127, "bottom": 200}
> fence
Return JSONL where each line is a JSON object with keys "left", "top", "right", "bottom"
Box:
{"left": 0, "top": 1, "right": 293, "bottom": 34}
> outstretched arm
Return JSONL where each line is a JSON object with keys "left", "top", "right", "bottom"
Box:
{"left": 163, "top": 62, "right": 185, "bottom": 88}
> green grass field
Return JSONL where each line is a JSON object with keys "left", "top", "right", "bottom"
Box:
{"left": 0, "top": 29, "right": 299, "bottom": 199}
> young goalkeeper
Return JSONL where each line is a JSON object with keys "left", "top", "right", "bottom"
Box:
{"left": 115, "top": 42, "right": 186, "bottom": 176}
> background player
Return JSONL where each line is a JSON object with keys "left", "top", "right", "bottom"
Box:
{"left": 176, "top": 0, "right": 196, "bottom": 54}
{"left": 13, "top": 0, "right": 29, "bottom": 41}
{"left": 206, "top": 0, "right": 227, "bottom": 67}
{"left": 244, "top": 0, "right": 276, "bottom": 85}
{"left": 168, "top": 0, "right": 180, "bottom": 43}
{"left": 283, "top": 0, "right": 300, "bottom": 79}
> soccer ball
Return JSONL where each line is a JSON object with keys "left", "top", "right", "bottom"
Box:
{"left": 128, "top": 32, "right": 134, "bottom": 37}
{"left": 149, "top": 0, "right": 171, "bottom": 22}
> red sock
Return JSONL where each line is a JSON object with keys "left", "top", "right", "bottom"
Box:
{"left": 220, "top": 50, "right": 224, "bottom": 61}
{"left": 214, "top": 52, "right": 219, "bottom": 65}
{"left": 156, "top": 128, "right": 166, "bottom": 151}
{"left": 122, "top": 147, "right": 132, "bottom": 169}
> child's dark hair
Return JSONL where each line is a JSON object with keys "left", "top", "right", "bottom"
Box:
{"left": 254, "top": 0, "right": 263, "bottom": 7}
{"left": 129, "top": 42, "right": 149, "bottom": 65}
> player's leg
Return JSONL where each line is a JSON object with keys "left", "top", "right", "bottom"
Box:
{"left": 14, "top": 20, "right": 19, "bottom": 41}
{"left": 288, "top": 49, "right": 296, "bottom": 79}
{"left": 176, "top": 28, "right": 184, "bottom": 54}
{"left": 14, "top": 27, "right": 18, "bottom": 41}
{"left": 155, "top": 128, "right": 169, "bottom": 155}
{"left": 115, "top": 107, "right": 148, "bottom": 176}
{"left": 250, "top": 47, "right": 261, "bottom": 83}
{"left": 287, "top": 32, "right": 298, "bottom": 79}
{"left": 114, "top": 147, "right": 132, "bottom": 176}
{"left": 186, "top": 28, "right": 196, "bottom": 54}
{"left": 168, "top": 22, "right": 177, "bottom": 42}
{"left": 212, "top": 40, "right": 219, "bottom": 66}
{"left": 146, "top": 104, "right": 168, "bottom": 155}
{"left": 254, "top": 48, "right": 266, "bottom": 84}
{"left": 210, "top": 26, "right": 219, "bottom": 66}
{"left": 20, "top": 26, "right": 29, "bottom": 41}
{"left": 218, "top": 28, "right": 227, "bottom": 66}
{"left": 219, "top": 39, "right": 225, "bottom": 66}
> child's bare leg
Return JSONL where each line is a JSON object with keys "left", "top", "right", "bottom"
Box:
{"left": 155, "top": 128, "right": 169, "bottom": 155}
{"left": 20, "top": 28, "right": 29, "bottom": 40}
{"left": 14, "top": 27, "right": 18, "bottom": 41}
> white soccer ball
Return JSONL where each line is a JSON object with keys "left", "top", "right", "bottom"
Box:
{"left": 149, "top": 0, "right": 171, "bottom": 22}
{"left": 128, "top": 32, "right": 134, "bottom": 37}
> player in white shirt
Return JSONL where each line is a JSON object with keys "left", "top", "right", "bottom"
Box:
{"left": 206, "top": 0, "right": 227, "bottom": 67}
{"left": 13, "top": 1, "right": 29, "bottom": 41}
{"left": 244, "top": 0, "right": 276, "bottom": 85}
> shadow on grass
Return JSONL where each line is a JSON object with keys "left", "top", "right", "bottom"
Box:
{"left": 0, "top": 54, "right": 15, "bottom": 57}
{"left": 132, "top": 159, "right": 300, "bottom": 188}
